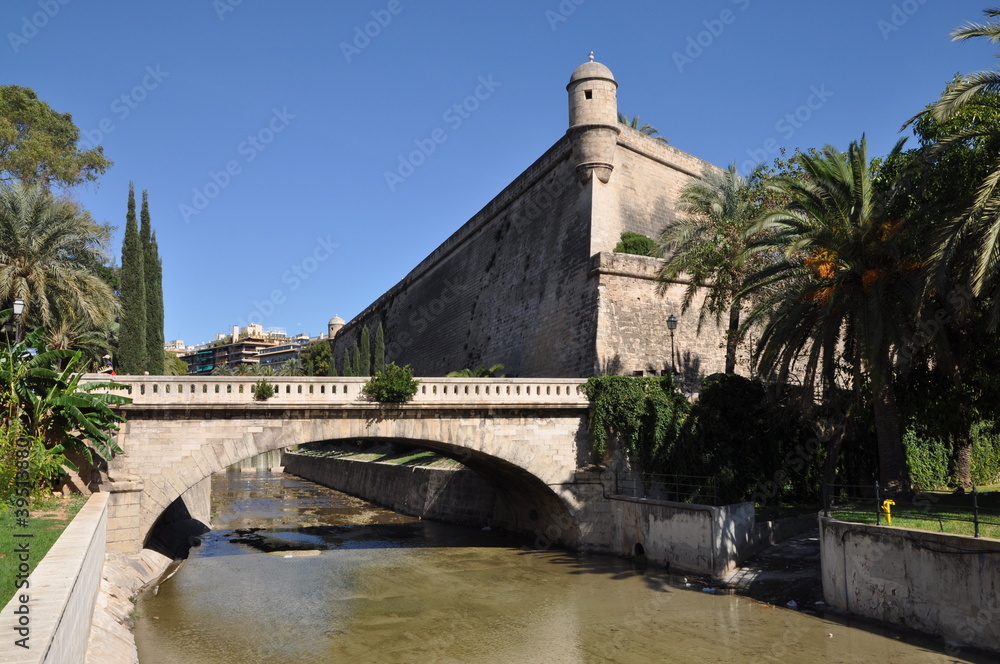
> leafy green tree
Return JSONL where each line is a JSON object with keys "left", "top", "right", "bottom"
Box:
{"left": 0, "top": 183, "right": 117, "bottom": 333}
{"left": 302, "top": 340, "right": 334, "bottom": 376}
{"left": 741, "top": 137, "right": 916, "bottom": 492}
{"left": 0, "top": 85, "right": 112, "bottom": 189}
{"left": 657, "top": 163, "right": 759, "bottom": 374}
{"left": 359, "top": 326, "right": 371, "bottom": 376}
{"left": 116, "top": 183, "right": 146, "bottom": 374}
{"left": 617, "top": 112, "right": 668, "bottom": 143}
{"left": 141, "top": 191, "right": 164, "bottom": 374}
{"left": 613, "top": 231, "right": 658, "bottom": 256}
{"left": 373, "top": 322, "right": 386, "bottom": 373}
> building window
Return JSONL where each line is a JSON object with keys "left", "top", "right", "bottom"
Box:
{"left": 584, "top": 90, "right": 592, "bottom": 99}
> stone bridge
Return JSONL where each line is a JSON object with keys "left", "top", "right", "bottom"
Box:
{"left": 91, "top": 375, "right": 610, "bottom": 555}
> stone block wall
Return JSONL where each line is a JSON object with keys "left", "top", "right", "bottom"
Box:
{"left": 592, "top": 251, "right": 748, "bottom": 390}
{"left": 333, "top": 137, "right": 599, "bottom": 378}
{"left": 329, "top": 124, "right": 731, "bottom": 382}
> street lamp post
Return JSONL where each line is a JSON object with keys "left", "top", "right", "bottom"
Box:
{"left": 12, "top": 297, "right": 25, "bottom": 342}
{"left": 666, "top": 314, "right": 678, "bottom": 376}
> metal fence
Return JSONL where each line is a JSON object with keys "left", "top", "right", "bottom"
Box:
{"left": 614, "top": 472, "right": 719, "bottom": 506}
{"left": 824, "top": 483, "right": 1000, "bottom": 539}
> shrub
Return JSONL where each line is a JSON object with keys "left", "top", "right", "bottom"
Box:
{"left": 972, "top": 420, "right": 1000, "bottom": 486}
{"left": 674, "top": 374, "right": 818, "bottom": 504}
{"left": 363, "top": 362, "right": 419, "bottom": 403}
{"left": 582, "top": 375, "right": 688, "bottom": 467}
{"left": 252, "top": 378, "right": 275, "bottom": 401}
{"left": 613, "top": 232, "right": 658, "bottom": 256}
{"left": 902, "top": 426, "right": 951, "bottom": 490}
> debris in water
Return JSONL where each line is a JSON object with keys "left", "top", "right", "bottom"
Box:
{"left": 702, "top": 587, "right": 716, "bottom": 594}
{"left": 786, "top": 600, "right": 798, "bottom": 609}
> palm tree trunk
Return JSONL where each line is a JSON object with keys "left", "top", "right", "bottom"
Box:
{"left": 870, "top": 358, "right": 910, "bottom": 493}
{"left": 724, "top": 301, "right": 740, "bottom": 375}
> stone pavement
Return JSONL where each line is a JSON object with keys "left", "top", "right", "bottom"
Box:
{"left": 723, "top": 528, "right": 824, "bottom": 609}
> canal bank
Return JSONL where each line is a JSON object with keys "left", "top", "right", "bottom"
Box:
{"left": 130, "top": 469, "right": 994, "bottom": 663}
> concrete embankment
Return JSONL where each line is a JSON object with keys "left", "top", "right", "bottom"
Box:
{"left": 85, "top": 550, "right": 172, "bottom": 664}
{"left": 282, "top": 450, "right": 499, "bottom": 527}
{"left": 0, "top": 493, "right": 169, "bottom": 664}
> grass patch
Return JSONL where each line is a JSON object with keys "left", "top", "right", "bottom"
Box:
{"left": 296, "top": 441, "right": 462, "bottom": 468}
{"left": 0, "top": 494, "right": 87, "bottom": 607}
{"left": 830, "top": 489, "right": 1000, "bottom": 539}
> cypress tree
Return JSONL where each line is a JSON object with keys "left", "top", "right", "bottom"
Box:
{"left": 342, "top": 347, "right": 354, "bottom": 377}
{"left": 141, "top": 192, "right": 164, "bottom": 374}
{"left": 373, "top": 322, "right": 386, "bottom": 373}
{"left": 117, "top": 183, "right": 146, "bottom": 374}
{"left": 359, "top": 326, "right": 371, "bottom": 376}
{"left": 351, "top": 341, "right": 362, "bottom": 377}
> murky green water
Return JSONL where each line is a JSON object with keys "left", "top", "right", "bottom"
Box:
{"left": 134, "top": 471, "right": 991, "bottom": 663}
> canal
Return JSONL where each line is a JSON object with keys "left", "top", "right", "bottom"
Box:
{"left": 134, "top": 469, "right": 992, "bottom": 663}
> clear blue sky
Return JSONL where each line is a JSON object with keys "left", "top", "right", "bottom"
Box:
{"left": 2, "top": 1, "right": 995, "bottom": 345}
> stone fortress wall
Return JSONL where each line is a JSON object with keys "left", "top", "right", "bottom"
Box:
{"left": 331, "top": 57, "right": 737, "bottom": 386}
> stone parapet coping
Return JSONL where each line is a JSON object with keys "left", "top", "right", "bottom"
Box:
{"left": 0, "top": 492, "right": 109, "bottom": 664}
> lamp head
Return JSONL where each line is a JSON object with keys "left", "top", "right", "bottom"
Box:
{"left": 666, "top": 314, "right": 677, "bottom": 331}
{"left": 12, "top": 298, "right": 25, "bottom": 316}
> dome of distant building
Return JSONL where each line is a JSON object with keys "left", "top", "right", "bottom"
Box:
{"left": 328, "top": 315, "right": 346, "bottom": 338}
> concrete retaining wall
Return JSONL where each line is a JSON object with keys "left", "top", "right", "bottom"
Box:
{"left": 282, "top": 452, "right": 500, "bottom": 527}
{"left": 0, "top": 492, "right": 108, "bottom": 664}
{"left": 819, "top": 516, "right": 1000, "bottom": 653}
{"left": 608, "top": 496, "right": 757, "bottom": 577}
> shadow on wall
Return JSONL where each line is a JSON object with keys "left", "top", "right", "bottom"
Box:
{"left": 677, "top": 351, "right": 702, "bottom": 395}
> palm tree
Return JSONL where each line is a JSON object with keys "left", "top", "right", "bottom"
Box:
{"left": 914, "top": 9, "right": 1000, "bottom": 324}
{"left": 618, "top": 113, "right": 668, "bottom": 143}
{"left": 741, "top": 137, "right": 917, "bottom": 492}
{"left": 446, "top": 363, "right": 505, "bottom": 378}
{"left": 656, "top": 163, "right": 758, "bottom": 374}
{"left": 0, "top": 183, "right": 117, "bottom": 331}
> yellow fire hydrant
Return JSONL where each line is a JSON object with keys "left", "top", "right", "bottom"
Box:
{"left": 881, "top": 499, "right": 895, "bottom": 526}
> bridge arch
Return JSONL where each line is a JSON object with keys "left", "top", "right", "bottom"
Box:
{"left": 100, "top": 377, "right": 595, "bottom": 555}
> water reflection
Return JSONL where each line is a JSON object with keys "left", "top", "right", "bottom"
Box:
{"left": 134, "top": 471, "right": 992, "bottom": 664}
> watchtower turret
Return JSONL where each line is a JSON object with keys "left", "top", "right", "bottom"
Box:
{"left": 566, "top": 53, "right": 620, "bottom": 184}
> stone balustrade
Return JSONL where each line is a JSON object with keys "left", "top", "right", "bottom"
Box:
{"left": 81, "top": 374, "right": 589, "bottom": 408}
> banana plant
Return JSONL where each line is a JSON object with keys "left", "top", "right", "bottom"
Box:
{"left": 1, "top": 317, "right": 130, "bottom": 467}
